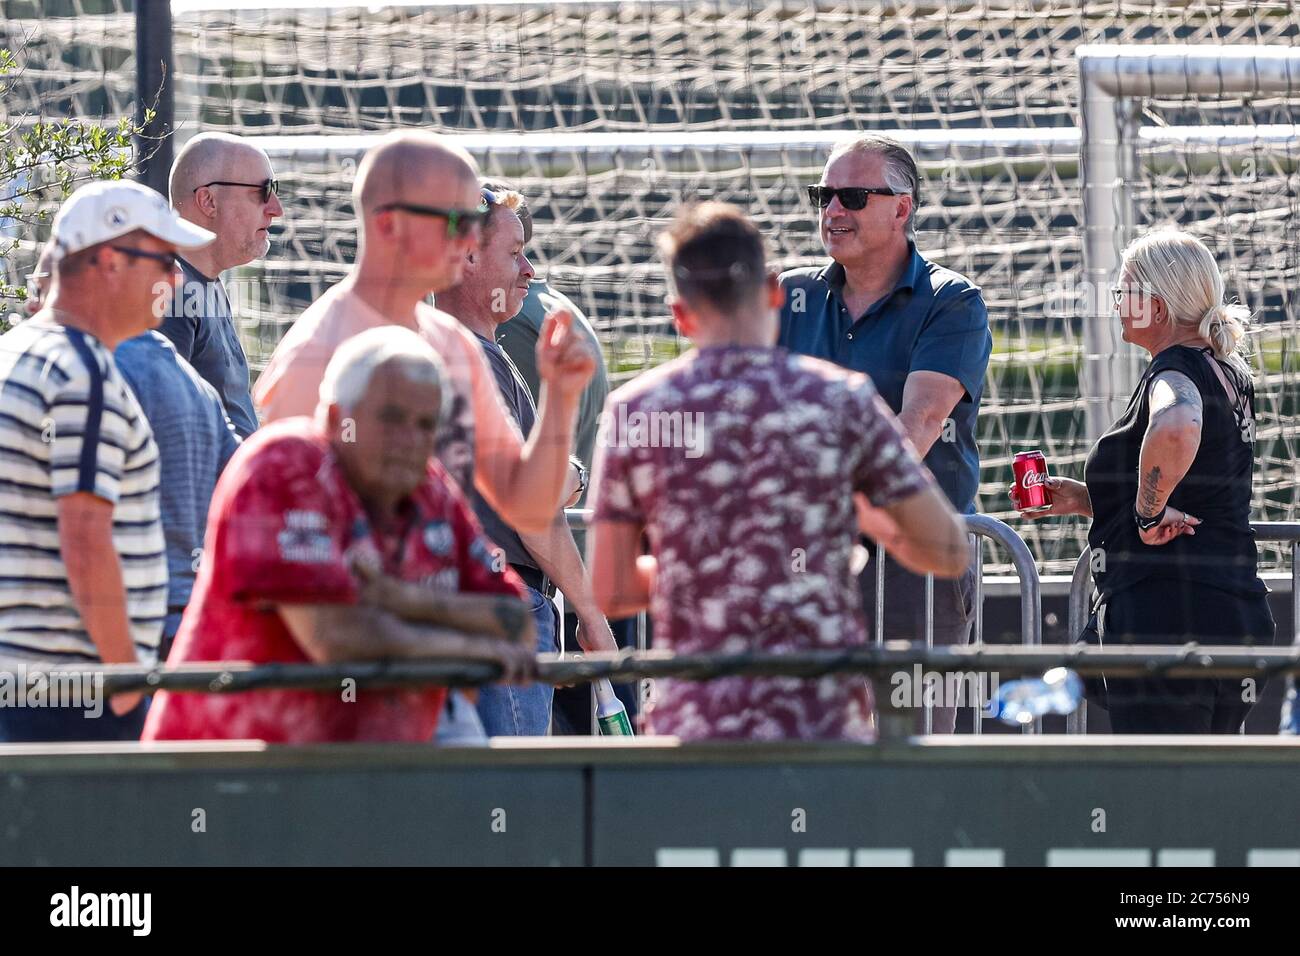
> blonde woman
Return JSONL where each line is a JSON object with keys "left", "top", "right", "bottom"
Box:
{"left": 1012, "top": 229, "right": 1274, "bottom": 733}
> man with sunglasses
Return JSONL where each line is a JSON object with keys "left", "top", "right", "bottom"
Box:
{"left": 255, "top": 130, "right": 592, "bottom": 541}
{"left": 0, "top": 180, "right": 215, "bottom": 741}
{"left": 778, "top": 134, "right": 992, "bottom": 734}
{"left": 165, "top": 131, "right": 285, "bottom": 439}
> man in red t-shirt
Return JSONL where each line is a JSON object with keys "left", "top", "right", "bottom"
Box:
{"left": 143, "top": 327, "right": 536, "bottom": 743}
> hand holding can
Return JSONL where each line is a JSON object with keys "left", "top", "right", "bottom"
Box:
{"left": 1012, "top": 450, "right": 1054, "bottom": 516}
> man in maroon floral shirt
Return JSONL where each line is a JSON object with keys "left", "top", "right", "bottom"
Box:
{"left": 588, "top": 203, "right": 968, "bottom": 741}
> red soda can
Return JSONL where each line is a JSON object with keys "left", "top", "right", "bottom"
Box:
{"left": 1013, "top": 450, "right": 1053, "bottom": 515}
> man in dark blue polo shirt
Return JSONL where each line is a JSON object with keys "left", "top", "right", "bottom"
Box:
{"left": 779, "top": 134, "right": 992, "bottom": 734}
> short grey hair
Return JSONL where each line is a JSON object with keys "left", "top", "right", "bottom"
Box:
{"left": 170, "top": 131, "right": 268, "bottom": 207}
{"left": 827, "top": 134, "right": 920, "bottom": 239}
{"left": 317, "top": 326, "right": 449, "bottom": 423}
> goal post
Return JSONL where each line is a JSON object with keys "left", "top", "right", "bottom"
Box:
{"left": 1078, "top": 44, "right": 1300, "bottom": 442}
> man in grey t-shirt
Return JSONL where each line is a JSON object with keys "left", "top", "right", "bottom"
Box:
{"left": 487, "top": 183, "right": 630, "bottom": 734}
{"left": 491, "top": 195, "right": 609, "bottom": 547}
{"left": 161, "top": 132, "right": 285, "bottom": 438}
{"left": 439, "top": 187, "right": 617, "bottom": 736}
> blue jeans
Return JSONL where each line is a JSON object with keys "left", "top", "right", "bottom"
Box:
{"left": 434, "top": 690, "right": 489, "bottom": 745}
{"left": 475, "top": 586, "right": 557, "bottom": 736}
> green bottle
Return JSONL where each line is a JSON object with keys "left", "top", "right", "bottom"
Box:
{"left": 594, "top": 678, "right": 634, "bottom": 736}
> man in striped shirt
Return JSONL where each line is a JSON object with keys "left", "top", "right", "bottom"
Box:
{"left": 0, "top": 180, "right": 215, "bottom": 742}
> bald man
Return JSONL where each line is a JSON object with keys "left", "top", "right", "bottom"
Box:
{"left": 254, "top": 130, "right": 593, "bottom": 537}
{"left": 164, "top": 131, "right": 285, "bottom": 437}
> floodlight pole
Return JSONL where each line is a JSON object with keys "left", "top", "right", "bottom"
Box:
{"left": 135, "top": 0, "right": 175, "bottom": 199}
{"left": 1077, "top": 44, "right": 1300, "bottom": 442}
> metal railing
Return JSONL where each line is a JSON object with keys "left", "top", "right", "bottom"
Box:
{"left": 968, "top": 514, "right": 1042, "bottom": 734}
{"left": 1066, "top": 521, "right": 1300, "bottom": 734}
{"left": 566, "top": 509, "right": 1043, "bottom": 736}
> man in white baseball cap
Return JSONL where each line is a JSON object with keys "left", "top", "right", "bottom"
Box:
{"left": 0, "top": 179, "right": 213, "bottom": 743}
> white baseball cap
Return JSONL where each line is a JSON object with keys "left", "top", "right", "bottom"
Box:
{"left": 49, "top": 179, "right": 215, "bottom": 261}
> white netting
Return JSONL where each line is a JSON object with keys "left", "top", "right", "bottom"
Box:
{"left": 3, "top": 0, "right": 1300, "bottom": 574}
{"left": 1134, "top": 121, "right": 1300, "bottom": 573}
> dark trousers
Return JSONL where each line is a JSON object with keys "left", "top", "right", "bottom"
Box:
{"left": 552, "top": 615, "right": 641, "bottom": 735}
{"left": 1099, "top": 579, "right": 1275, "bottom": 734}
{"left": 858, "top": 551, "right": 977, "bottom": 734}
{"left": 0, "top": 699, "right": 147, "bottom": 743}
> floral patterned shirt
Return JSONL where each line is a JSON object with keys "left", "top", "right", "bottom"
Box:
{"left": 591, "top": 346, "right": 934, "bottom": 741}
{"left": 143, "top": 419, "right": 524, "bottom": 743}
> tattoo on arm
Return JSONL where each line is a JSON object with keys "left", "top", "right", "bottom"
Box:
{"left": 1137, "top": 465, "right": 1163, "bottom": 517}
{"left": 1169, "top": 376, "right": 1204, "bottom": 420}
{"left": 492, "top": 600, "right": 528, "bottom": 642}
{"left": 1150, "top": 372, "right": 1204, "bottom": 425}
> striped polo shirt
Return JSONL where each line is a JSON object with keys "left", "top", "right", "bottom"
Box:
{"left": 0, "top": 318, "right": 167, "bottom": 665}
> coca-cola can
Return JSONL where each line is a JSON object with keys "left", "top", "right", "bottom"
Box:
{"left": 1013, "top": 450, "right": 1053, "bottom": 515}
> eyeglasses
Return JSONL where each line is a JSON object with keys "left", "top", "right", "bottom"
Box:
{"left": 194, "top": 178, "right": 280, "bottom": 204}
{"left": 375, "top": 200, "right": 490, "bottom": 239}
{"left": 807, "top": 185, "right": 901, "bottom": 210}
{"left": 111, "top": 246, "right": 179, "bottom": 271}
{"left": 1110, "top": 285, "right": 1155, "bottom": 308}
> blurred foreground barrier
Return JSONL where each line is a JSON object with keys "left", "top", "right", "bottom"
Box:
{"left": 6, "top": 735, "right": 1300, "bottom": 866}
{"left": 1067, "top": 521, "right": 1300, "bottom": 734}
{"left": 31, "top": 644, "right": 1300, "bottom": 741}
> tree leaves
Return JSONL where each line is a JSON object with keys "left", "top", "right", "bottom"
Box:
{"left": 0, "top": 45, "right": 148, "bottom": 309}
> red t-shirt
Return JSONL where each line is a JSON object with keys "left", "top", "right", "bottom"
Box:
{"left": 142, "top": 418, "right": 524, "bottom": 743}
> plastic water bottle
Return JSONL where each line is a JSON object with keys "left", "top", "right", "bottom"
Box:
{"left": 987, "top": 667, "right": 1083, "bottom": 726}
{"left": 594, "top": 678, "right": 634, "bottom": 736}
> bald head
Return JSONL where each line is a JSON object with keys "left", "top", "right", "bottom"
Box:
{"left": 353, "top": 131, "right": 480, "bottom": 215}
{"left": 168, "top": 132, "right": 281, "bottom": 272}
{"left": 170, "top": 132, "right": 270, "bottom": 210}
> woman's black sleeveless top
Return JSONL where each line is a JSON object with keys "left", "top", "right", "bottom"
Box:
{"left": 1084, "top": 344, "right": 1265, "bottom": 600}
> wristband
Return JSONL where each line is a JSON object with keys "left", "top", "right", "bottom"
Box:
{"left": 1135, "top": 505, "right": 1167, "bottom": 532}
{"left": 570, "top": 455, "right": 589, "bottom": 499}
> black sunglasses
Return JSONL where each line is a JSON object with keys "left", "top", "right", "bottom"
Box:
{"left": 807, "top": 185, "right": 901, "bottom": 211}
{"left": 195, "top": 178, "right": 280, "bottom": 204}
{"left": 111, "top": 246, "right": 179, "bottom": 271}
{"left": 375, "top": 200, "right": 490, "bottom": 239}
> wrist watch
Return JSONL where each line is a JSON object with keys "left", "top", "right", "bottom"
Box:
{"left": 1134, "top": 505, "right": 1167, "bottom": 532}
{"left": 570, "top": 456, "right": 589, "bottom": 499}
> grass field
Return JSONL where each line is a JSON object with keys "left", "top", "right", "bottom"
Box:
{"left": 605, "top": 327, "right": 1298, "bottom": 382}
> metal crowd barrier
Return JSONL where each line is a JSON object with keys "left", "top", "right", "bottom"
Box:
{"left": 565, "top": 509, "right": 1043, "bottom": 736}
{"left": 878, "top": 514, "right": 1043, "bottom": 734}
{"left": 1066, "top": 521, "right": 1300, "bottom": 734}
